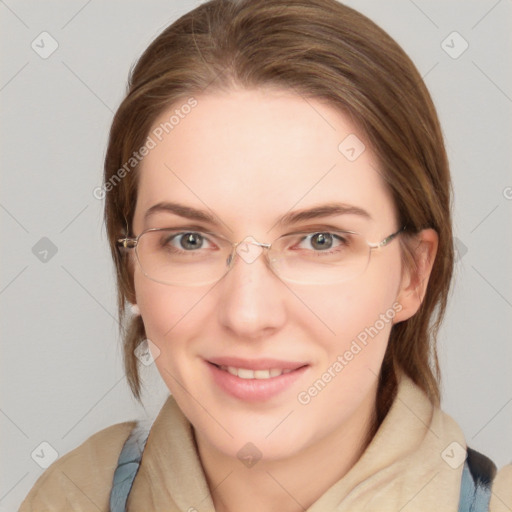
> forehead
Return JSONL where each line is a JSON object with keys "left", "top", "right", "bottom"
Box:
{"left": 134, "top": 88, "right": 396, "bottom": 233}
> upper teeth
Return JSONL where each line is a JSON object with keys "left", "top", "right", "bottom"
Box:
{"left": 219, "top": 365, "right": 294, "bottom": 379}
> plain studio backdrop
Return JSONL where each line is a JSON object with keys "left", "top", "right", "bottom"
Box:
{"left": 1, "top": 1, "right": 511, "bottom": 510}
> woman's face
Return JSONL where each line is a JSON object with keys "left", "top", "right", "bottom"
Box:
{"left": 132, "top": 88, "right": 412, "bottom": 462}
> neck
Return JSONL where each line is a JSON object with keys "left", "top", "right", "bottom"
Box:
{"left": 195, "top": 384, "right": 379, "bottom": 512}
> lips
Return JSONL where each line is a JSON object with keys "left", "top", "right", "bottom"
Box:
{"left": 207, "top": 356, "right": 307, "bottom": 371}
{"left": 205, "top": 356, "right": 310, "bottom": 401}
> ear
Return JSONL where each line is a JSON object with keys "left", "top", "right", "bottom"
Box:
{"left": 393, "top": 228, "right": 438, "bottom": 323}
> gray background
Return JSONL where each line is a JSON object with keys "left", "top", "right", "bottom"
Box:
{"left": 1, "top": 1, "right": 511, "bottom": 510}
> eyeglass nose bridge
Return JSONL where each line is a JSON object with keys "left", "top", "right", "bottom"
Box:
{"left": 228, "top": 236, "right": 273, "bottom": 267}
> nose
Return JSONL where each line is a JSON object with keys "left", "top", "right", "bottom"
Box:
{"left": 216, "top": 242, "right": 287, "bottom": 339}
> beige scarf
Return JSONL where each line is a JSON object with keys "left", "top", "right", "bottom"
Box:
{"left": 127, "top": 373, "right": 510, "bottom": 511}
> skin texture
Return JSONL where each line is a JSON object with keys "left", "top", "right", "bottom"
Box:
{"left": 131, "top": 88, "right": 438, "bottom": 512}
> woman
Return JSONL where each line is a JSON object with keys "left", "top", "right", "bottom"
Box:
{"left": 21, "top": 0, "right": 511, "bottom": 510}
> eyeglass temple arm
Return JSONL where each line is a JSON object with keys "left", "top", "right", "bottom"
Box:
{"left": 367, "top": 226, "right": 407, "bottom": 250}
{"left": 377, "top": 226, "right": 407, "bottom": 248}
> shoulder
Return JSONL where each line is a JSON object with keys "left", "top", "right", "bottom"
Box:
{"left": 19, "top": 420, "right": 136, "bottom": 512}
{"left": 490, "top": 463, "right": 512, "bottom": 512}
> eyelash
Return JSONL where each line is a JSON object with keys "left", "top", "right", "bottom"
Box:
{"left": 158, "top": 228, "right": 351, "bottom": 254}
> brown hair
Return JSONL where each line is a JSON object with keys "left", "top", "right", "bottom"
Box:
{"left": 103, "top": 0, "right": 453, "bottom": 426}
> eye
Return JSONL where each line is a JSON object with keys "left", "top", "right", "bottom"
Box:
{"left": 309, "top": 232, "right": 334, "bottom": 250}
{"left": 178, "top": 232, "right": 205, "bottom": 250}
{"left": 161, "top": 231, "right": 215, "bottom": 251}
{"left": 298, "top": 232, "right": 348, "bottom": 251}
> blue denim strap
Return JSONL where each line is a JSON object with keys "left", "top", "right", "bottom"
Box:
{"left": 110, "top": 421, "right": 150, "bottom": 512}
{"left": 458, "top": 447, "right": 496, "bottom": 512}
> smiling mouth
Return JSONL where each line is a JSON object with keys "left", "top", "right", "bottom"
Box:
{"left": 209, "top": 362, "right": 308, "bottom": 380}
{"left": 207, "top": 360, "right": 310, "bottom": 401}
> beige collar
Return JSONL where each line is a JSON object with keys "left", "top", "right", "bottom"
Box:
{"left": 128, "top": 373, "right": 466, "bottom": 511}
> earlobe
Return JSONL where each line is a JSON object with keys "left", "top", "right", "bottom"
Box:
{"left": 129, "top": 303, "right": 141, "bottom": 316}
{"left": 394, "top": 229, "right": 439, "bottom": 323}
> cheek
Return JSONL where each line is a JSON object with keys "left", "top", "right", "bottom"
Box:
{"left": 134, "top": 275, "right": 213, "bottom": 400}
{"left": 134, "top": 272, "right": 206, "bottom": 353}
{"left": 294, "top": 261, "right": 402, "bottom": 419}
{"left": 296, "top": 257, "right": 402, "bottom": 351}
{"left": 293, "top": 251, "right": 402, "bottom": 407}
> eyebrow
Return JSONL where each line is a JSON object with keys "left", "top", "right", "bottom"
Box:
{"left": 276, "top": 202, "right": 372, "bottom": 227}
{"left": 144, "top": 201, "right": 372, "bottom": 228}
{"left": 145, "top": 202, "right": 218, "bottom": 224}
